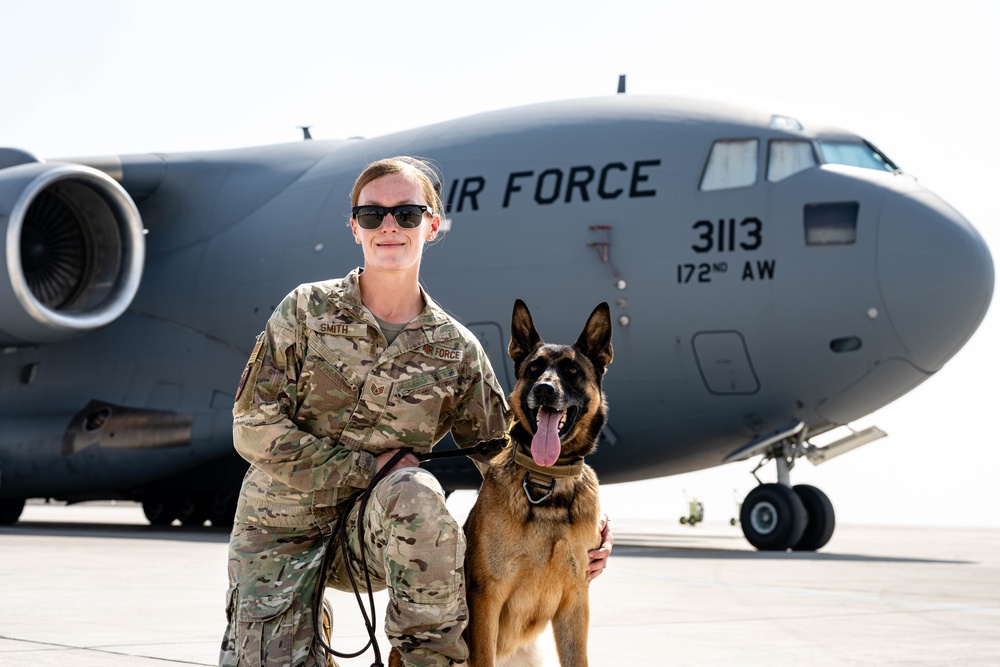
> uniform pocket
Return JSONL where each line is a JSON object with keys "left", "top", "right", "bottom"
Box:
{"left": 375, "top": 367, "right": 459, "bottom": 449}
{"left": 235, "top": 593, "right": 297, "bottom": 667}
{"left": 305, "top": 333, "right": 362, "bottom": 392}
{"left": 234, "top": 334, "right": 266, "bottom": 414}
{"left": 296, "top": 332, "right": 364, "bottom": 426}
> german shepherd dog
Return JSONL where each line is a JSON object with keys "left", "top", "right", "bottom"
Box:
{"left": 463, "top": 299, "right": 613, "bottom": 667}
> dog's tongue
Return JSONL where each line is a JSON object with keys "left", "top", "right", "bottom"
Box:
{"left": 531, "top": 408, "right": 563, "bottom": 466}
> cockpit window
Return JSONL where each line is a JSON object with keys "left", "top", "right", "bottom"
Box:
{"left": 767, "top": 140, "right": 817, "bottom": 182}
{"left": 819, "top": 141, "right": 898, "bottom": 173}
{"left": 700, "top": 139, "right": 758, "bottom": 191}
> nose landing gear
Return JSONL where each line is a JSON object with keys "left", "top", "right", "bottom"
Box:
{"left": 741, "top": 483, "right": 808, "bottom": 550}
{"left": 730, "top": 421, "right": 859, "bottom": 551}
{"left": 740, "top": 482, "right": 835, "bottom": 551}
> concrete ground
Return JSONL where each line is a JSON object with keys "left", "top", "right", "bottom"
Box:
{"left": 1, "top": 500, "right": 998, "bottom": 666}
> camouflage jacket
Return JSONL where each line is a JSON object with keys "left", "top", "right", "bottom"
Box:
{"left": 232, "top": 268, "right": 509, "bottom": 528}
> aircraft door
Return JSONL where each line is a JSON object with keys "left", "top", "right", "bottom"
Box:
{"left": 466, "top": 322, "right": 514, "bottom": 394}
{"left": 692, "top": 330, "right": 760, "bottom": 395}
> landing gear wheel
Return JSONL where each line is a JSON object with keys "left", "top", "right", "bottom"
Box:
{"left": 792, "top": 484, "right": 835, "bottom": 551}
{"left": 142, "top": 499, "right": 180, "bottom": 526}
{"left": 0, "top": 498, "right": 25, "bottom": 525}
{"left": 177, "top": 499, "right": 207, "bottom": 527}
{"left": 740, "top": 483, "right": 807, "bottom": 551}
{"left": 208, "top": 490, "right": 238, "bottom": 529}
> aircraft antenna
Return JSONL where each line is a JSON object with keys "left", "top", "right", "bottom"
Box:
{"left": 298, "top": 126, "right": 313, "bottom": 140}
{"left": 617, "top": 75, "right": 626, "bottom": 94}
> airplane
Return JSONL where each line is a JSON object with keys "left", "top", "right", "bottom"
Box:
{"left": 0, "top": 91, "right": 993, "bottom": 551}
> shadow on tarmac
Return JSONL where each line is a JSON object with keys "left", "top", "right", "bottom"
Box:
{"left": 3, "top": 523, "right": 974, "bottom": 565}
{"left": 613, "top": 538, "right": 974, "bottom": 565}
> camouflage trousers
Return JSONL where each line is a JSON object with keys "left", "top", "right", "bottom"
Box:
{"left": 220, "top": 468, "right": 469, "bottom": 667}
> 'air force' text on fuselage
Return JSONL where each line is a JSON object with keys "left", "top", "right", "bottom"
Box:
{"left": 444, "top": 161, "right": 775, "bottom": 285}
{"left": 444, "top": 159, "right": 662, "bottom": 212}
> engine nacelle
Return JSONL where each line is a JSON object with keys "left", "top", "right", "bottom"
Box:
{"left": 0, "top": 159, "right": 145, "bottom": 344}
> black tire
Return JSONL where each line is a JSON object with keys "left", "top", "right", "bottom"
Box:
{"left": 0, "top": 498, "right": 25, "bottom": 525}
{"left": 740, "top": 483, "right": 808, "bottom": 551}
{"left": 208, "top": 490, "right": 238, "bottom": 529}
{"left": 792, "top": 484, "right": 836, "bottom": 551}
{"left": 142, "top": 499, "right": 179, "bottom": 526}
{"left": 177, "top": 499, "right": 207, "bottom": 527}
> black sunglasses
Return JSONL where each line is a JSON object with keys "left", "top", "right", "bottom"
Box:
{"left": 352, "top": 204, "right": 432, "bottom": 230}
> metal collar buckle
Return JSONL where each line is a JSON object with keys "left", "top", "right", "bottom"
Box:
{"left": 522, "top": 473, "right": 556, "bottom": 505}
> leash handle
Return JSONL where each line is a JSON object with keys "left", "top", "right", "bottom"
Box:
{"left": 314, "top": 438, "right": 505, "bottom": 664}
{"left": 314, "top": 448, "right": 411, "bottom": 664}
{"left": 351, "top": 448, "right": 412, "bottom": 665}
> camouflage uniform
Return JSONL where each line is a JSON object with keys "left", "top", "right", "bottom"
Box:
{"left": 220, "top": 268, "right": 509, "bottom": 667}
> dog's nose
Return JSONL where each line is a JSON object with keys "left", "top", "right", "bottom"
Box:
{"left": 532, "top": 382, "right": 557, "bottom": 403}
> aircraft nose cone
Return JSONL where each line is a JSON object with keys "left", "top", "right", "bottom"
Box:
{"left": 877, "top": 189, "right": 994, "bottom": 372}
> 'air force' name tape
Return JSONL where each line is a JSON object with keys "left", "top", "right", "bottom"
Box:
{"left": 424, "top": 344, "right": 463, "bottom": 361}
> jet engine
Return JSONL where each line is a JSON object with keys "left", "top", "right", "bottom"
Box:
{"left": 0, "top": 157, "right": 145, "bottom": 344}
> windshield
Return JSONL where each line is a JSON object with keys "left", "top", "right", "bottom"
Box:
{"left": 818, "top": 141, "right": 898, "bottom": 173}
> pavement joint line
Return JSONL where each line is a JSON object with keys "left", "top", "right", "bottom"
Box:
{"left": 0, "top": 636, "right": 212, "bottom": 665}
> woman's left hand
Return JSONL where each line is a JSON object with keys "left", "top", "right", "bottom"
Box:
{"left": 587, "top": 511, "right": 614, "bottom": 581}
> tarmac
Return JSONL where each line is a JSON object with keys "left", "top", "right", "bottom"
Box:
{"left": 2, "top": 499, "right": 999, "bottom": 666}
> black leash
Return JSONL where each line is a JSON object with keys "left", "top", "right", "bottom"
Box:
{"left": 412, "top": 437, "right": 509, "bottom": 462}
{"left": 313, "top": 437, "right": 508, "bottom": 667}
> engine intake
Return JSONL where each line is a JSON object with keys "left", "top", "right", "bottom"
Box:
{"left": 0, "top": 160, "right": 145, "bottom": 344}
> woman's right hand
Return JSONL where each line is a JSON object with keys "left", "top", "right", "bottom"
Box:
{"left": 375, "top": 448, "right": 420, "bottom": 474}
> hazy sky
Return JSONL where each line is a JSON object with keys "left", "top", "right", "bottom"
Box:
{"left": 2, "top": 0, "right": 997, "bottom": 527}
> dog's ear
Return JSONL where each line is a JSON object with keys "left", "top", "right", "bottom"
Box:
{"left": 509, "top": 299, "right": 542, "bottom": 372}
{"left": 575, "top": 302, "right": 613, "bottom": 376}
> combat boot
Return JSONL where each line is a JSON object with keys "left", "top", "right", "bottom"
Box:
{"left": 321, "top": 597, "right": 339, "bottom": 667}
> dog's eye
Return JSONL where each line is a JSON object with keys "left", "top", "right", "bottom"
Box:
{"left": 561, "top": 360, "right": 579, "bottom": 375}
{"left": 527, "top": 362, "right": 541, "bottom": 375}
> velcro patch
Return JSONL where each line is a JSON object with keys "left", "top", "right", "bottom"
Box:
{"left": 247, "top": 338, "right": 264, "bottom": 365}
{"left": 423, "top": 344, "right": 464, "bottom": 362}
{"left": 308, "top": 319, "right": 368, "bottom": 337}
{"left": 364, "top": 377, "right": 391, "bottom": 408}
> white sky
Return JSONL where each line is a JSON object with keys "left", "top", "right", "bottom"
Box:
{"left": 2, "top": 0, "right": 997, "bottom": 527}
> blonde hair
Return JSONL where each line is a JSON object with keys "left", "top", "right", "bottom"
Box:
{"left": 350, "top": 156, "right": 445, "bottom": 216}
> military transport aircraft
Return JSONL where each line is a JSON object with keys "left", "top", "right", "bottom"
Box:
{"left": 0, "top": 93, "right": 993, "bottom": 551}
